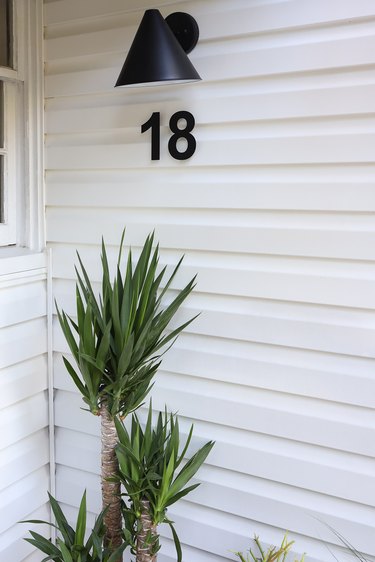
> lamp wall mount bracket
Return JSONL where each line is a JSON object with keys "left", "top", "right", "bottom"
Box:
{"left": 165, "top": 12, "right": 199, "bottom": 54}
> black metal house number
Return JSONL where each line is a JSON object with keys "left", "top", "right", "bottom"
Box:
{"left": 141, "top": 111, "right": 196, "bottom": 161}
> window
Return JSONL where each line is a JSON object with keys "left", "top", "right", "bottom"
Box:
{"left": 0, "top": 0, "right": 43, "bottom": 251}
{"left": 0, "top": 0, "right": 16, "bottom": 245}
{"left": 0, "top": 0, "right": 12, "bottom": 68}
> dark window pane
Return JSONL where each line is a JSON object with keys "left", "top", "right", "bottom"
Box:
{"left": 0, "top": 81, "right": 3, "bottom": 147}
{"left": 0, "top": 0, "right": 12, "bottom": 68}
{"left": 0, "top": 155, "right": 3, "bottom": 223}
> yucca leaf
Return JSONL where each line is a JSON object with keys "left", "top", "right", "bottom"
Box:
{"left": 151, "top": 313, "right": 199, "bottom": 357}
{"left": 135, "top": 245, "right": 159, "bottom": 331}
{"left": 75, "top": 354, "right": 95, "bottom": 400}
{"left": 116, "top": 264, "right": 124, "bottom": 312}
{"left": 140, "top": 268, "right": 162, "bottom": 327}
{"left": 167, "top": 441, "right": 214, "bottom": 500}
{"left": 141, "top": 267, "right": 165, "bottom": 325}
{"left": 62, "top": 357, "right": 87, "bottom": 397}
{"left": 165, "top": 415, "right": 179, "bottom": 465}
{"left": 101, "top": 236, "right": 111, "bottom": 292}
{"left": 76, "top": 254, "right": 98, "bottom": 304}
{"left": 145, "top": 472, "right": 162, "bottom": 481}
{"left": 75, "top": 256, "right": 102, "bottom": 325}
{"left": 111, "top": 277, "right": 123, "bottom": 355}
{"left": 132, "top": 233, "right": 154, "bottom": 294}
{"left": 95, "top": 320, "right": 112, "bottom": 371}
{"left": 75, "top": 490, "right": 87, "bottom": 547}
{"left": 155, "top": 256, "right": 184, "bottom": 306}
{"left": 114, "top": 416, "right": 130, "bottom": 445}
{"left": 76, "top": 285, "right": 86, "bottom": 334}
{"left": 82, "top": 304, "right": 94, "bottom": 356}
{"left": 164, "top": 483, "right": 200, "bottom": 508}
{"left": 142, "top": 400, "right": 153, "bottom": 458}
{"left": 129, "top": 315, "right": 156, "bottom": 365}
{"left": 133, "top": 422, "right": 141, "bottom": 462}
{"left": 126, "top": 380, "right": 155, "bottom": 416}
{"left": 92, "top": 507, "right": 108, "bottom": 538}
{"left": 57, "top": 538, "right": 73, "bottom": 562}
{"left": 126, "top": 275, "right": 140, "bottom": 343}
{"left": 19, "top": 519, "right": 59, "bottom": 529}
{"left": 90, "top": 532, "right": 103, "bottom": 558}
{"left": 116, "top": 228, "right": 126, "bottom": 266}
{"left": 106, "top": 542, "right": 127, "bottom": 562}
{"left": 25, "top": 531, "right": 62, "bottom": 556}
{"left": 56, "top": 306, "right": 79, "bottom": 359}
{"left": 116, "top": 442, "right": 141, "bottom": 472}
{"left": 48, "top": 493, "right": 75, "bottom": 547}
{"left": 117, "top": 332, "right": 135, "bottom": 378}
{"left": 167, "top": 521, "right": 182, "bottom": 562}
{"left": 157, "top": 453, "right": 175, "bottom": 508}
{"left": 176, "top": 423, "right": 194, "bottom": 468}
{"left": 153, "top": 276, "right": 196, "bottom": 334}
{"left": 79, "top": 352, "right": 104, "bottom": 376}
{"left": 41, "top": 556, "right": 59, "bottom": 562}
{"left": 120, "top": 251, "right": 133, "bottom": 333}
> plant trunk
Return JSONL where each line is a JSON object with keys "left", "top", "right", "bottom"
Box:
{"left": 136, "top": 498, "right": 158, "bottom": 562}
{"left": 100, "top": 402, "right": 123, "bottom": 561}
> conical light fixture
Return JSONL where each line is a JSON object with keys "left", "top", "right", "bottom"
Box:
{"left": 115, "top": 9, "right": 201, "bottom": 87}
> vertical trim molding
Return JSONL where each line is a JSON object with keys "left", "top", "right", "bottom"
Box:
{"left": 22, "top": 0, "right": 45, "bottom": 251}
{"left": 47, "top": 247, "right": 56, "bottom": 536}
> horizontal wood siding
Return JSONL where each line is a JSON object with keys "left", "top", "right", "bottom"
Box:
{"left": 0, "top": 263, "right": 49, "bottom": 561}
{"left": 44, "top": 1, "right": 375, "bottom": 561}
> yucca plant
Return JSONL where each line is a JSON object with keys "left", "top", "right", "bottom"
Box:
{"left": 22, "top": 491, "right": 127, "bottom": 562}
{"left": 234, "top": 533, "right": 305, "bottom": 562}
{"left": 115, "top": 401, "right": 214, "bottom": 562}
{"left": 56, "top": 230, "right": 197, "bottom": 560}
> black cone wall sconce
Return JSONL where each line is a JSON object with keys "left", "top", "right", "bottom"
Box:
{"left": 115, "top": 9, "right": 201, "bottom": 87}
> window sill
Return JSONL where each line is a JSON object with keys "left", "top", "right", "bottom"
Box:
{"left": 0, "top": 246, "right": 47, "bottom": 276}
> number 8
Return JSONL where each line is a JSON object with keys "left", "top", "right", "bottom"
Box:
{"left": 168, "top": 111, "right": 196, "bottom": 160}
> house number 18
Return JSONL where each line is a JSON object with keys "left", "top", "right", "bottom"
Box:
{"left": 141, "top": 111, "right": 196, "bottom": 161}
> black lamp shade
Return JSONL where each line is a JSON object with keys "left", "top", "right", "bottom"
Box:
{"left": 115, "top": 9, "right": 201, "bottom": 87}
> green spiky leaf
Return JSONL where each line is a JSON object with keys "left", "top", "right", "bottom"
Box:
{"left": 56, "top": 229, "right": 197, "bottom": 419}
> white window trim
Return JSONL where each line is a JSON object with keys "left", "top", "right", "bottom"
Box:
{"left": 0, "top": 81, "right": 18, "bottom": 245}
{"left": 0, "top": 0, "right": 44, "bottom": 256}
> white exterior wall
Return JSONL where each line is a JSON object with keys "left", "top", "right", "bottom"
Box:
{"left": 0, "top": 2, "right": 47, "bottom": 559}
{"left": 44, "top": 1, "right": 375, "bottom": 561}
{"left": 0, "top": 255, "right": 49, "bottom": 562}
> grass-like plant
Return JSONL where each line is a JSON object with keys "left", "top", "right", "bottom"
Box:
{"left": 56, "top": 230, "right": 197, "bottom": 559}
{"left": 115, "top": 402, "right": 214, "bottom": 562}
{"left": 234, "top": 533, "right": 305, "bottom": 562}
{"left": 22, "top": 491, "right": 126, "bottom": 562}
{"left": 325, "top": 524, "right": 367, "bottom": 562}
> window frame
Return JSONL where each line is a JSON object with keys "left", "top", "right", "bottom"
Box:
{"left": 0, "top": 80, "right": 18, "bottom": 244}
{"left": 0, "top": 0, "right": 44, "bottom": 252}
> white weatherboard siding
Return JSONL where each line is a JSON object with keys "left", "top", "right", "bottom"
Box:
{"left": 0, "top": 257, "right": 50, "bottom": 561}
{"left": 44, "top": 1, "right": 375, "bottom": 561}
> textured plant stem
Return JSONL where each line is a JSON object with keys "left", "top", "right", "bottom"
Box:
{"left": 136, "top": 498, "right": 158, "bottom": 562}
{"left": 100, "top": 402, "right": 123, "bottom": 561}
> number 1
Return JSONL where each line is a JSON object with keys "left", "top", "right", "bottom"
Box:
{"left": 141, "top": 112, "right": 160, "bottom": 161}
